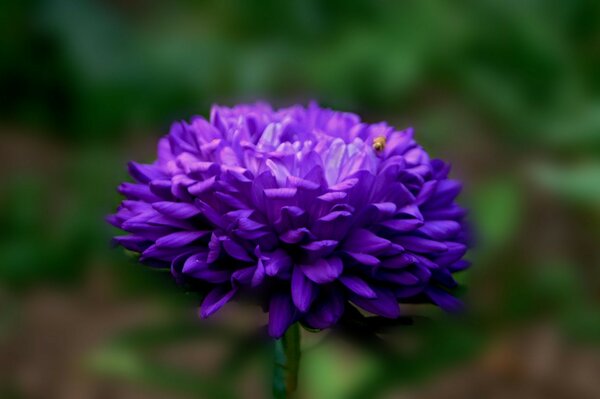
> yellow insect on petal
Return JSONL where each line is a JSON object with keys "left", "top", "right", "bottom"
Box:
{"left": 373, "top": 136, "right": 386, "bottom": 152}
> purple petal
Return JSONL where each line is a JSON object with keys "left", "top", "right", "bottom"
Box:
{"left": 237, "top": 217, "right": 265, "bottom": 231}
{"left": 200, "top": 286, "right": 238, "bottom": 318}
{"left": 291, "top": 266, "right": 317, "bottom": 312}
{"left": 393, "top": 236, "right": 447, "bottom": 253}
{"left": 377, "top": 271, "right": 420, "bottom": 285}
{"left": 147, "top": 214, "right": 193, "bottom": 230}
{"left": 231, "top": 266, "right": 256, "bottom": 285}
{"left": 432, "top": 268, "right": 458, "bottom": 288}
{"left": 268, "top": 293, "right": 297, "bottom": 338}
{"left": 155, "top": 231, "right": 209, "bottom": 248}
{"left": 417, "top": 221, "right": 461, "bottom": 240}
{"left": 280, "top": 228, "right": 314, "bottom": 244}
{"left": 300, "top": 257, "right": 343, "bottom": 284}
{"left": 340, "top": 275, "right": 377, "bottom": 298}
{"left": 118, "top": 183, "right": 160, "bottom": 202}
{"left": 412, "top": 254, "right": 439, "bottom": 269}
{"left": 448, "top": 260, "right": 471, "bottom": 272}
{"left": 379, "top": 218, "right": 423, "bottom": 232}
{"left": 194, "top": 200, "right": 225, "bottom": 227}
{"left": 183, "top": 253, "right": 230, "bottom": 283}
{"left": 113, "top": 235, "right": 150, "bottom": 252}
{"left": 264, "top": 188, "right": 297, "bottom": 199}
{"left": 188, "top": 176, "right": 217, "bottom": 195}
{"left": 287, "top": 175, "right": 321, "bottom": 190}
{"left": 344, "top": 252, "right": 380, "bottom": 266}
{"left": 223, "top": 239, "right": 253, "bottom": 262}
{"left": 301, "top": 239, "right": 338, "bottom": 260}
{"left": 395, "top": 285, "right": 425, "bottom": 299}
{"left": 425, "top": 286, "right": 463, "bottom": 313}
{"left": 433, "top": 242, "right": 467, "bottom": 266}
{"left": 207, "top": 233, "right": 221, "bottom": 263}
{"left": 371, "top": 202, "right": 397, "bottom": 214}
{"left": 342, "top": 229, "right": 390, "bottom": 254}
{"left": 318, "top": 191, "right": 348, "bottom": 203}
{"left": 128, "top": 162, "right": 166, "bottom": 184}
{"left": 350, "top": 287, "right": 400, "bottom": 318}
{"left": 412, "top": 264, "right": 432, "bottom": 282}
{"left": 373, "top": 182, "right": 414, "bottom": 206}
{"left": 149, "top": 179, "right": 174, "bottom": 199}
{"left": 397, "top": 204, "right": 424, "bottom": 220}
{"left": 415, "top": 180, "right": 438, "bottom": 205}
{"left": 153, "top": 201, "right": 201, "bottom": 219}
{"left": 274, "top": 206, "right": 306, "bottom": 232}
{"left": 328, "top": 178, "right": 358, "bottom": 191}
{"left": 252, "top": 258, "right": 266, "bottom": 287}
{"left": 184, "top": 161, "right": 220, "bottom": 179}
{"left": 421, "top": 204, "right": 466, "bottom": 220}
{"left": 379, "top": 253, "right": 416, "bottom": 269}
{"left": 424, "top": 180, "right": 462, "bottom": 209}
{"left": 141, "top": 245, "right": 196, "bottom": 262}
{"left": 312, "top": 211, "right": 352, "bottom": 240}
{"left": 303, "top": 288, "right": 345, "bottom": 329}
{"left": 263, "top": 249, "right": 292, "bottom": 277}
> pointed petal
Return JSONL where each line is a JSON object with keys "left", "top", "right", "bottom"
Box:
{"left": 425, "top": 287, "right": 463, "bottom": 313}
{"left": 280, "top": 228, "right": 314, "bottom": 244}
{"left": 448, "top": 260, "right": 471, "bottom": 272}
{"left": 223, "top": 239, "right": 253, "bottom": 262}
{"left": 340, "top": 275, "right": 377, "bottom": 298}
{"left": 303, "top": 288, "right": 345, "bottom": 329}
{"left": 268, "top": 293, "right": 297, "bottom": 338}
{"left": 342, "top": 229, "right": 390, "bottom": 254}
{"left": 155, "top": 231, "right": 209, "bottom": 248}
{"left": 301, "top": 240, "right": 338, "bottom": 260}
{"left": 251, "top": 259, "right": 266, "bottom": 287}
{"left": 393, "top": 236, "right": 447, "bottom": 253}
{"left": 128, "top": 162, "right": 166, "bottom": 184}
{"left": 379, "top": 218, "right": 423, "bottom": 232}
{"left": 200, "top": 286, "right": 238, "bottom": 318}
{"left": 377, "top": 271, "right": 420, "bottom": 285}
{"left": 264, "top": 249, "right": 292, "bottom": 277}
{"left": 300, "top": 257, "right": 343, "bottom": 284}
{"left": 153, "top": 201, "right": 201, "bottom": 219}
{"left": 417, "top": 221, "right": 461, "bottom": 240}
{"left": 182, "top": 253, "right": 230, "bottom": 283}
{"left": 433, "top": 242, "right": 467, "bottom": 266}
{"left": 231, "top": 266, "right": 256, "bottom": 285}
{"left": 351, "top": 287, "right": 400, "bottom": 318}
{"left": 379, "top": 253, "right": 416, "bottom": 269}
{"left": 344, "top": 252, "right": 380, "bottom": 266}
{"left": 291, "top": 267, "right": 317, "bottom": 312}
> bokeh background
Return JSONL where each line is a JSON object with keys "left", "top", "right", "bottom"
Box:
{"left": 2, "top": 1, "right": 600, "bottom": 398}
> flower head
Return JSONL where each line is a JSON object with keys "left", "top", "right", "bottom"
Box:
{"left": 108, "top": 102, "right": 470, "bottom": 338}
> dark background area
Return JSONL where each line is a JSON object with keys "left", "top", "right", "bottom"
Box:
{"left": 1, "top": 1, "right": 600, "bottom": 398}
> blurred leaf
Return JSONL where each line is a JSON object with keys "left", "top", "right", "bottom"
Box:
{"left": 531, "top": 162, "right": 600, "bottom": 205}
{"left": 469, "top": 178, "right": 522, "bottom": 254}
{"left": 303, "top": 342, "right": 378, "bottom": 399}
{"left": 89, "top": 347, "right": 236, "bottom": 399}
{"left": 108, "top": 319, "right": 242, "bottom": 350}
{"left": 88, "top": 318, "right": 266, "bottom": 399}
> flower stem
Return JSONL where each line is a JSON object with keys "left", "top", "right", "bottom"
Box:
{"left": 273, "top": 323, "right": 301, "bottom": 398}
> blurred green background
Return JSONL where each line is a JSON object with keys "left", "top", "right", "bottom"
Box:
{"left": 1, "top": 1, "right": 600, "bottom": 398}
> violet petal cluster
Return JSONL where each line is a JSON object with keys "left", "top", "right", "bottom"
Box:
{"left": 108, "top": 102, "right": 470, "bottom": 338}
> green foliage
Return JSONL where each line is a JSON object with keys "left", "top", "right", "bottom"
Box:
{"left": 1, "top": 0, "right": 600, "bottom": 397}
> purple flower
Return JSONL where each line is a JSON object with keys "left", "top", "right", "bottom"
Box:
{"left": 108, "top": 102, "right": 470, "bottom": 338}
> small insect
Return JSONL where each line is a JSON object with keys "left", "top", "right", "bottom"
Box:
{"left": 372, "top": 136, "right": 387, "bottom": 152}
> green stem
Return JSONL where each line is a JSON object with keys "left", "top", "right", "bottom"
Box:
{"left": 273, "top": 323, "right": 301, "bottom": 398}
